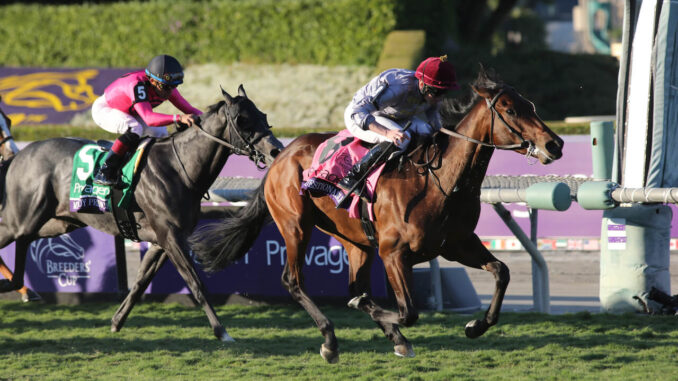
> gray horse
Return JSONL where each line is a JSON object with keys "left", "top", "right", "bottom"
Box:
{"left": 0, "top": 86, "right": 283, "bottom": 341}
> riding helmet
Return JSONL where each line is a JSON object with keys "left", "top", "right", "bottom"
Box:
{"left": 415, "top": 55, "right": 459, "bottom": 90}
{"left": 145, "top": 55, "right": 184, "bottom": 86}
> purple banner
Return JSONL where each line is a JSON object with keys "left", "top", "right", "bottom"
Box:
{"left": 0, "top": 228, "right": 118, "bottom": 293}
{"left": 0, "top": 67, "right": 133, "bottom": 125}
{"left": 223, "top": 137, "right": 677, "bottom": 238}
{"left": 146, "top": 224, "right": 388, "bottom": 298}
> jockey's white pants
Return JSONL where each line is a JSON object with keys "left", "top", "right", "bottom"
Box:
{"left": 344, "top": 108, "right": 434, "bottom": 150}
{"left": 91, "top": 96, "right": 169, "bottom": 138}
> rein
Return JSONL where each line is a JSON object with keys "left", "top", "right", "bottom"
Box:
{"left": 171, "top": 101, "right": 271, "bottom": 187}
{"left": 409, "top": 88, "right": 538, "bottom": 198}
{"left": 438, "top": 89, "right": 531, "bottom": 152}
{"left": 190, "top": 106, "right": 268, "bottom": 169}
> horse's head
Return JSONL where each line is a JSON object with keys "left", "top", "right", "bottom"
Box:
{"left": 470, "top": 69, "right": 563, "bottom": 164}
{"left": 0, "top": 95, "right": 19, "bottom": 161}
{"left": 220, "top": 85, "right": 284, "bottom": 167}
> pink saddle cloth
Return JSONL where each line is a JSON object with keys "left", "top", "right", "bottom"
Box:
{"left": 301, "top": 129, "right": 386, "bottom": 220}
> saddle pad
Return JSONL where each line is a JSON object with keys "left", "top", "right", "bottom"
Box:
{"left": 301, "top": 129, "right": 386, "bottom": 220}
{"left": 69, "top": 142, "right": 146, "bottom": 213}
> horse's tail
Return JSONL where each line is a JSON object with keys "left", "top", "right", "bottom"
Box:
{"left": 190, "top": 176, "right": 271, "bottom": 272}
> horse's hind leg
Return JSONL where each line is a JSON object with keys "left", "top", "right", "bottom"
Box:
{"left": 111, "top": 244, "right": 167, "bottom": 332}
{"left": 441, "top": 234, "right": 509, "bottom": 339}
{"left": 275, "top": 210, "right": 338, "bottom": 363}
{"left": 342, "top": 241, "right": 414, "bottom": 358}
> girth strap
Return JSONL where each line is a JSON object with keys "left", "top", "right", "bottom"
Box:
{"left": 359, "top": 200, "right": 378, "bottom": 248}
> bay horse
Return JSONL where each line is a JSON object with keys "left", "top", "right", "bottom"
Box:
{"left": 190, "top": 69, "right": 564, "bottom": 361}
{"left": 0, "top": 86, "right": 283, "bottom": 341}
{"left": 0, "top": 97, "right": 40, "bottom": 302}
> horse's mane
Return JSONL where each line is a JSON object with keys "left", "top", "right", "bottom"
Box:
{"left": 439, "top": 65, "right": 503, "bottom": 129}
{"left": 204, "top": 100, "right": 226, "bottom": 118}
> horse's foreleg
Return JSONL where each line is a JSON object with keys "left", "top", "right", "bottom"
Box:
{"left": 343, "top": 242, "right": 412, "bottom": 357}
{"left": 111, "top": 244, "right": 167, "bottom": 332}
{"left": 443, "top": 234, "right": 509, "bottom": 339}
{"left": 161, "top": 229, "right": 232, "bottom": 342}
{"left": 356, "top": 251, "right": 418, "bottom": 357}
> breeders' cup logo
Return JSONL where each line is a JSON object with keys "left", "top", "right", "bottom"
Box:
{"left": 29, "top": 235, "right": 90, "bottom": 287}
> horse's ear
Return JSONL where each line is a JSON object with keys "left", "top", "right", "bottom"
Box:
{"left": 471, "top": 84, "right": 493, "bottom": 99}
{"left": 238, "top": 84, "right": 248, "bottom": 99}
{"left": 221, "top": 85, "right": 234, "bottom": 105}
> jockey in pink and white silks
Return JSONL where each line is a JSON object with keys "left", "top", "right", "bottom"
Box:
{"left": 336, "top": 55, "right": 459, "bottom": 207}
{"left": 91, "top": 54, "right": 202, "bottom": 186}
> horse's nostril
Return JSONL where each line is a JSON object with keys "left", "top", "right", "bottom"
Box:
{"left": 545, "top": 141, "right": 562, "bottom": 158}
{"left": 270, "top": 148, "right": 280, "bottom": 158}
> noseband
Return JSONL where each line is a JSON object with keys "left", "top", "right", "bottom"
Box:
{"left": 190, "top": 102, "right": 270, "bottom": 169}
{"left": 439, "top": 88, "right": 535, "bottom": 155}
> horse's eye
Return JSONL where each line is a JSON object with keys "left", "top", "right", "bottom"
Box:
{"left": 506, "top": 108, "right": 516, "bottom": 116}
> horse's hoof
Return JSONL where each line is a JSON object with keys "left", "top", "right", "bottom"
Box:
{"left": 465, "top": 319, "right": 488, "bottom": 339}
{"left": 214, "top": 326, "right": 235, "bottom": 342}
{"left": 110, "top": 324, "right": 120, "bottom": 333}
{"left": 219, "top": 332, "right": 235, "bottom": 342}
{"left": 320, "top": 343, "right": 339, "bottom": 364}
{"left": 394, "top": 343, "right": 415, "bottom": 358}
{"left": 347, "top": 293, "right": 368, "bottom": 310}
{"left": 21, "top": 289, "right": 42, "bottom": 303}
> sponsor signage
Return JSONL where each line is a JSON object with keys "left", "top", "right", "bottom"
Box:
{"left": 0, "top": 67, "right": 132, "bottom": 125}
{"left": 146, "top": 224, "right": 388, "bottom": 298}
{"left": 0, "top": 224, "right": 388, "bottom": 298}
{"left": 0, "top": 228, "right": 118, "bottom": 292}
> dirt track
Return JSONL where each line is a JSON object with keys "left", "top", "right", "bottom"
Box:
{"left": 437, "top": 251, "right": 678, "bottom": 314}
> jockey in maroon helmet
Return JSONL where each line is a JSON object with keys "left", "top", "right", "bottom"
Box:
{"left": 336, "top": 55, "right": 459, "bottom": 208}
{"left": 91, "top": 54, "right": 202, "bottom": 186}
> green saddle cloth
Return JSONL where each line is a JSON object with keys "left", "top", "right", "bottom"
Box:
{"left": 69, "top": 144, "right": 141, "bottom": 213}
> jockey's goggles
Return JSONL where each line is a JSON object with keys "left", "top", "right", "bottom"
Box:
{"left": 423, "top": 84, "right": 448, "bottom": 97}
{"left": 145, "top": 69, "right": 184, "bottom": 86}
{"left": 154, "top": 81, "right": 178, "bottom": 91}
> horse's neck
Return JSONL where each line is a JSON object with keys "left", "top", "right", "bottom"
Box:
{"left": 172, "top": 127, "right": 231, "bottom": 191}
{"left": 439, "top": 102, "right": 494, "bottom": 194}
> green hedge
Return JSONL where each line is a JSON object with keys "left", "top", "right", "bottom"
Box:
{"left": 450, "top": 49, "right": 620, "bottom": 120}
{"left": 0, "top": 0, "right": 397, "bottom": 67}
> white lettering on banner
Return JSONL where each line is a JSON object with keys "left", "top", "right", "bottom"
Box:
{"left": 30, "top": 237, "right": 92, "bottom": 289}
{"left": 266, "top": 240, "right": 286, "bottom": 266}
{"left": 76, "top": 146, "right": 97, "bottom": 181}
{"left": 265, "top": 240, "right": 348, "bottom": 274}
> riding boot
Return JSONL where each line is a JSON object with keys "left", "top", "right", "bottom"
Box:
{"left": 336, "top": 141, "right": 396, "bottom": 208}
{"left": 93, "top": 150, "right": 125, "bottom": 186}
{"left": 93, "top": 131, "right": 141, "bottom": 186}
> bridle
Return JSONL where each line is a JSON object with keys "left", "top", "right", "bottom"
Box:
{"left": 189, "top": 100, "right": 270, "bottom": 169}
{"left": 438, "top": 88, "right": 536, "bottom": 156}
{"left": 411, "top": 87, "right": 539, "bottom": 198}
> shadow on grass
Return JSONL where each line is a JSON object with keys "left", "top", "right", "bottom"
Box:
{"left": 2, "top": 301, "right": 677, "bottom": 359}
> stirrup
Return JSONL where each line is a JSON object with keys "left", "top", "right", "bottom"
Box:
{"left": 93, "top": 170, "right": 118, "bottom": 186}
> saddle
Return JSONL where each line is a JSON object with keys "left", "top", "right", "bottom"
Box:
{"left": 301, "top": 130, "right": 388, "bottom": 221}
{"left": 69, "top": 138, "right": 154, "bottom": 241}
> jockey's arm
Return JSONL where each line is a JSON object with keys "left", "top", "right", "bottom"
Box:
{"left": 425, "top": 103, "right": 443, "bottom": 131}
{"left": 132, "top": 101, "right": 175, "bottom": 127}
{"left": 168, "top": 90, "right": 203, "bottom": 116}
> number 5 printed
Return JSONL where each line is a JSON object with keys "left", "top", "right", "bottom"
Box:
{"left": 135, "top": 85, "right": 147, "bottom": 101}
